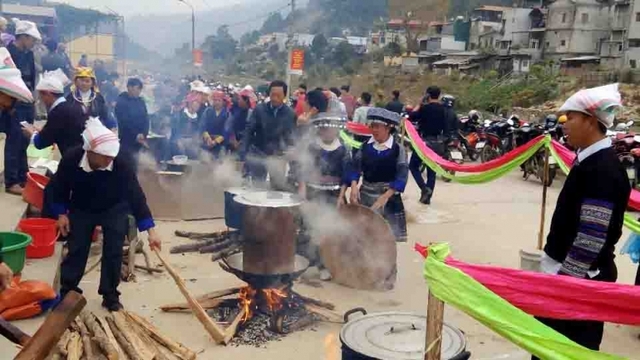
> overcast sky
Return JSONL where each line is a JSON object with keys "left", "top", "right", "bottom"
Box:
{"left": 54, "top": 0, "right": 236, "bottom": 17}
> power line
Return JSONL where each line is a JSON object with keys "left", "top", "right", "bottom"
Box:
{"left": 223, "top": 2, "right": 291, "bottom": 28}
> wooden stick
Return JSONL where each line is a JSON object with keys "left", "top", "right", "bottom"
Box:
{"left": 170, "top": 239, "right": 217, "bottom": 254}
{"left": 199, "top": 238, "right": 236, "bottom": 254}
{"left": 66, "top": 332, "right": 83, "bottom": 360}
{"left": 124, "top": 315, "right": 171, "bottom": 360}
{"left": 424, "top": 291, "right": 444, "bottom": 360}
{"left": 122, "top": 259, "right": 164, "bottom": 273}
{"left": 211, "top": 245, "right": 242, "bottom": 262}
{"left": 52, "top": 245, "right": 69, "bottom": 293}
{"left": 96, "top": 315, "right": 128, "bottom": 360}
{"left": 80, "top": 312, "right": 119, "bottom": 360}
{"left": 105, "top": 317, "right": 141, "bottom": 360}
{"left": 223, "top": 308, "right": 246, "bottom": 344}
{"left": 537, "top": 146, "right": 550, "bottom": 250}
{"left": 154, "top": 249, "right": 228, "bottom": 344}
{"left": 75, "top": 319, "right": 94, "bottom": 359}
{"left": 15, "top": 291, "right": 86, "bottom": 360}
{"left": 304, "top": 304, "right": 342, "bottom": 323}
{"left": 110, "top": 312, "right": 156, "bottom": 360}
{"left": 174, "top": 230, "right": 228, "bottom": 239}
{"left": 161, "top": 298, "right": 225, "bottom": 312}
{"left": 125, "top": 311, "right": 197, "bottom": 360}
{"left": 160, "top": 287, "right": 242, "bottom": 311}
{"left": 0, "top": 316, "right": 31, "bottom": 346}
{"left": 292, "top": 292, "right": 336, "bottom": 310}
{"left": 84, "top": 258, "right": 102, "bottom": 276}
{"left": 56, "top": 330, "right": 71, "bottom": 357}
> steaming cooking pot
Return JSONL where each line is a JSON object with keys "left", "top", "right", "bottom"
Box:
{"left": 340, "top": 309, "right": 470, "bottom": 360}
{"left": 224, "top": 187, "right": 251, "bottom": 230}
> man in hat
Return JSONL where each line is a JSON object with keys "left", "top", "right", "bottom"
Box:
{"left": 22, "top": 70, "right": 84, "bottom": 156}
{"left": 67, "top": 67, "right": 115, "bottom": 130}
{"left": 3, "top": 20, "right": 40, "bottom": 195}
{"left": 115, "top": 77, "right": 149, "bottom": 164}
{"left": 350, "top": 108, "right": 409, "bottom": 242}
{"left": 48, "top": 117, "right": 161, "bottom": 311}
{"left": 0, "top": 47, "right": 34, "bottom": 287}
{"left": 534, "top": 84, "right": 631, "bottom": 358}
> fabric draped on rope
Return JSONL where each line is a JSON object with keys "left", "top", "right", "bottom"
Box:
{"left": 416, "top": 243, "right": 640, "bottom": 326}
{"left": 422, "top": 243, "right": 626, "bottom": 360}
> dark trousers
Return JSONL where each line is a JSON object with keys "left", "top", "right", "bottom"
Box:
{"left": 531, "top": 263, "right": 617, "bottom": 359}
{"left": 4, "top": 104, "right": 34, "bottom": 188}
{"left": 60, "top": 203, "right": 128, "bottom": 300}
{"left": 409, "top": 153, "right": 436, "bottom": 192}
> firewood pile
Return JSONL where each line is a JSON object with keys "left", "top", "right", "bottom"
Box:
{"left": 50, "top": 310, "right": 197, "bottom": 360}
{"left": 170, "top": 230, "right": 242, "bottom": 261}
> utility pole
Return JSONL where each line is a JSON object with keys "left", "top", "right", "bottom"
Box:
{"left": 286, "top": 0, "right": 296, "bottom": 98}
{"left": 178, "top": 0, "right": 196, "bottom": 52}
{"left": 291, "top": 0, "right": 296, "bottom": 13}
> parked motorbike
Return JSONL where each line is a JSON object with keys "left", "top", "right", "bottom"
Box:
{"left": 442, "top": 136, "right": 465, "bottom": 183}
{"left": 517, "top": 121, "right": 558, "bottom": 187}
{"left": 478, "top": 118, "right": 518, "bottom": 163}
{"left": 459, "top": 115, "right": 482, "bottom": 161}
{"left": 614, "top": 133, "right": 640, "bottom": 188}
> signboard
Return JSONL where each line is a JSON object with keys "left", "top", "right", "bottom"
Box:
{"left": 193, "top": 49, "right": 203, "bottom": 67}
{"left": 289, "top": 48, "right": 305, "bottom": 75}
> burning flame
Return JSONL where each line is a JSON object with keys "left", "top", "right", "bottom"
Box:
{"left": 238, "top": 286, "right": 289, "bottom": 323}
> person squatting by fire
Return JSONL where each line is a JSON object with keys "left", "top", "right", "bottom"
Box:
{"left": 48, "top": 117, "right": 162, "bottom": 311}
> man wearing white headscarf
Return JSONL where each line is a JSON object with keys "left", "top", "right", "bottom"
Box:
{"left": 534, "top": 84, "right": 631, "bottom": 358}
{"left": 4, "top": 19, "right": 40, "bottom": 195}
{"left": 48, "top": 118, "right": 162, "bottom": 311}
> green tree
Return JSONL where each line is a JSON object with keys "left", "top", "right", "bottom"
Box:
{"left": 331, "top": 42, "right": 356, "bottom": 67}
{"left": 311, "top": 34, "right": 329, "bottom": 58}
{"left": 240, "top": 30, "right": 261, "bottom": 47}
{"left": 205, "top": 25, "right": 238, "bottom": 61}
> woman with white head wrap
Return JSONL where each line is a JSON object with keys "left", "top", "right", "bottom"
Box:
{"left": 48, "top": 117, "right": 161, "bottom": 311}
{"left": 534, "top": 83, "right": 631, "bottom": 358}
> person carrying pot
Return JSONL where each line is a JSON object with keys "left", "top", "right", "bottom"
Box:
{"left": 350, "top": 108, "right": 409, "bottom": 243}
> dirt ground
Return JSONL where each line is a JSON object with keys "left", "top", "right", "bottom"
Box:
{"left": 2, "top": 171, "right": 640, "bottom": 359}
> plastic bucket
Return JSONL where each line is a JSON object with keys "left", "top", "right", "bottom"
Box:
{"left": 18, "top": 218, "right": 58, "bottom": 259}
{"left": 0, "top": 232, "right": 32, "bottom": 273}
{"left": 519, "top": 249, "right": 543, "bottom": 272}
{"left": 23, "top": 172, "right": 50, "bottom": 210}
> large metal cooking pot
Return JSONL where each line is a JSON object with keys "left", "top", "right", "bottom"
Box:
{"left": 340, "top": 309, "right": 470, "bottom": 360}
{"left": 224, "top": 187, "right": 251, "bottom": 229}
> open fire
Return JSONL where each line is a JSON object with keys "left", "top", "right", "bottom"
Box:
{"left": 238, "top": 286, "right": 290, "bottom": 323}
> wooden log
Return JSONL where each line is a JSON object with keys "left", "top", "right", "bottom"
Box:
{"left": 80, "top": 312, "right": 119, "bottom": 360}
{"left": 175, "top": 230, "right": 228, "bottom": 239}
{"left": 170, "top": 239, "right": 216, "bottom": 254}
{"left": 124, "top": 315, "right": 171, "bottom": 360}
{"left": 0, "top": 316, "right": 31, "bottom": 346}
{"left": 105, "top": 317, "right": 142, "bottom": 360}
{"left": 195, "top": 287, "right": 242, "bottom": 301}
{"left": 425, "top": 291, "right": 445, "bottom": 360}
{"left": 211, "top": 245, "right": 242, "bottom": 262}
{"left": 198, "top": 238, "right": 238, "bottom": 254}
{"left": 292, "top": 292, "right": 336, "bottom": 310}
{"left": 109, "top": 312, "right": 156, "bottom": 360}
{"left": 15, "top": 291, "right": 86, "bottom": 360}
{"left": 75, "top": 319, "right": 94, "bottom": 359}
{"left": 56, "top": 330, "right": 71, "bottom": 356}
{"left": 160, "top": 298, "right": 224, "bottom": 312}
{"left": 122, "top": 259, "right": 164, "bottom": 274}
{"left": 66, "top": 332, "right": 83, "bottom": 360}
{"left": 154, "top": 250, "right": 228, "bottom": 344}
{"left": 125, "top": 312, "right": 197, "bottom": 360}
{"left": 96, "top": 315, "right": 129, "bottom": 360}
{"left": 304, "top": 304, "right": 342, "bottom": 323}
{"left": 159, "top": 287, "right": 241, "bottom": 312}
{"left": 223, "top": 308, "right": 246, "bottom": 344}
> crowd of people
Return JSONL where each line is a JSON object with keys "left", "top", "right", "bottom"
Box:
{"left": 0, "top": 19, "right": 635, "bottom": 357}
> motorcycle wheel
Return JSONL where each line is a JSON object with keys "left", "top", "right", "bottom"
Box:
{"left": 544, "top": 167, "right": 557, "bottom": 187}
{"left": 480, "top": 146, "right": 499, "bottom": 163}
{"left": 468, "top": 145, "right": 479, "bottom": 162}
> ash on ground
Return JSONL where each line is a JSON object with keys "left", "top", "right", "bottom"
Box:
{"left": 208, "top": 306, "right": 319, "bottom": 347}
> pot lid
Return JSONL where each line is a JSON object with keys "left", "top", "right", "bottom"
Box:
{"left": 340, "top": 312, "right": 466, "bottom": 360}
{"left": 233, "top": 190, "right": 303, "bottom": 208}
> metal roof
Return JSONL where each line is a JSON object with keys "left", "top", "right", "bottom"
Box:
{"left": 560, "top": 56, "right": 600, "bottom": 62}
{"left": 2, "top": 4, "right": 56, "bottom": 18}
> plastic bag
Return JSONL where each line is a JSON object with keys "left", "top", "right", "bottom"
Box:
{"left": 0, "top": 278, "right": 57, "bottom": 313}
{"left": 621, "top": 232, "right": 640, "bottom": 264}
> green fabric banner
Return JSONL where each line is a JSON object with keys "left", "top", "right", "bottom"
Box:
{"left": 340, "top": 130, "right": 362, "bottom": 149}
{"left": 424, "top": 244, "right": 626, "bottom": 360}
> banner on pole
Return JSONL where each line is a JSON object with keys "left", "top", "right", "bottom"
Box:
{"left": 193, "top": 49, "right": 203, "bottom": 67}
{"left": 289, "top": 48, "right": 305, "bottom": 75}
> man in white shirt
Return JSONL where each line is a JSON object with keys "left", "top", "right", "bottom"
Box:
{"left": 352, "top": 92, "right": 372, "bottom": 124}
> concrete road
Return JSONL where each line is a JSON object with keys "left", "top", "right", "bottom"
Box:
{"left": 1, "top": 171, "right": 639, "bottom": 359}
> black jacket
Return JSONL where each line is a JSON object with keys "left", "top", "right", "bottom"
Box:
{"left": 545, "top": 147, "right": 630, "bottom": 280}
{"left": 409, "top": 102, "right": 449, "bottom": 138}
{"left": 48, "top": 147, "right": 154, "bottom": 229}
{"left": 385, "top": 100, "right": 404, "bottom": 114}
{"left": 240, "top": 102, "right": 296, "bottom": 157}
{"left": 35, "top": 99, "right": 85, "bottom": 156}
{"left": 7, "top": 43, "right": 36, "bottom": 91}
{"left": 115, "top": 92, "right": 149, "bottom": 151}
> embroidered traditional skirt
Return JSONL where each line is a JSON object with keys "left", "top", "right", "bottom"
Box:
{"left": 360, "top": 181, "right": 407, "bottom": 242}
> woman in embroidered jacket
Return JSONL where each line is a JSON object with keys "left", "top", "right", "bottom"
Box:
{"left": 350, "top": 107, "right": 409, "bottom": 242}
{"left": 534, "top": 84, "right": 631, "bottom": 358}
{"left": 66, "top": 67, "right": 114, "bottom": 129}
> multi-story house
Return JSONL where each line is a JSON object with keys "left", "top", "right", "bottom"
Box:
{"left": 626, "top": 0, "right": 640, "bottom": 68}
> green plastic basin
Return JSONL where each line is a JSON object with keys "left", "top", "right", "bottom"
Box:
{"left": 0, "top": 232, "right": 33, "bottom": 274}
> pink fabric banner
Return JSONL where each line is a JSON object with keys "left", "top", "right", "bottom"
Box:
{"left": 415, "top": 243, "right": 640, "bottom": 325}
{"left": 405, "top": 121, "right": 546, "bottom": 173}
{"left": 346, "top": 122, "right": 371, "bottom": 136}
